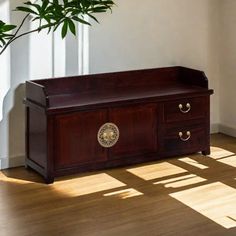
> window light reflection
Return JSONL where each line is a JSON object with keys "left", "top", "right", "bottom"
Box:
{"left": 127, "top": 162, "right": 187, "bottom": 181}
{"left": 170, "top": 182, "right": 236, "bottom": 229}
{"left": 104, "top": 188, "right": 143, "bottom": 199}
{"left": 154, "top": 174, "right": 206, "bottom": 188}
{"left": 208, "top": 147, "right": 235, "bottom": 159}
{"left": 217, "top": 155, "right": 236, "bottom": 168}
{"left": 0, "top": 172, "right": 35, "bottom": 184}
{"left": 0, "top": 178, "right": 35, "bottom": 185}
{"left": 178, "top": 157, "right": 208, "bottom": 169}
{"left": 52, "top": 173, "right": 126, "bottom": 197}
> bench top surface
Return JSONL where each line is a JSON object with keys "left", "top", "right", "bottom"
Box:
{"left": 25, "top": 67, "right": 213, "bottom": 113}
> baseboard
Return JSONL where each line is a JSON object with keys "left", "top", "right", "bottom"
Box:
{"left": 210, "top": 123, "right": 219, "bottom": 134}
{"left": 0, "top": 155, "right": 25, "bottom": 170}
{"left": 219, "top": 124, "right": 236, "bottom": 138}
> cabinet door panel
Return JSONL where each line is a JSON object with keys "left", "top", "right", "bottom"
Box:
{"left": 54, "top": 110, "right": 107, "bottom": 169}
{"left": 109, "top": 104, "right": 157, "bottom": 159}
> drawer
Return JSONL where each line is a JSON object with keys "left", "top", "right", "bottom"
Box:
{"left": 162, "top": 124, "right": 207, "bottom": 155}
{"left": 164, "top": 97, "right": 207, "bottom": 123}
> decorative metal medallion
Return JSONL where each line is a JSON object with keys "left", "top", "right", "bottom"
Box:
{"left": 97, "top": 123, "right": 119, "bottom": 148}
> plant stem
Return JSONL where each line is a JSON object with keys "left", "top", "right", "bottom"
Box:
{"left": 13, "top": 14, "right": 30, "bottom": 39}
{"left": 0, "top": 14, "right": 30, "bottom": 56}
{"left": 0, "top": 21, "right": 57, "bottom": 56}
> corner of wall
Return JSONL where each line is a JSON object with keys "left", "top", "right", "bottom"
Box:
{"left": 211, "top": 123, "right": 220, "bottom": 134}
{"left": 219, "top": 124, "right": 236, "bottom": 138}
{"left": 0, "top": 155, "right": 24, "bottom": 170}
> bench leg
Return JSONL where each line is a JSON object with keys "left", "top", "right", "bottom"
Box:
{"left": 202, "top": 148, "right": 210, "bottom": 156}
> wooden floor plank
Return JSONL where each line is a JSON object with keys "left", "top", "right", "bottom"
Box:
{"left": 1, "top": 134, "right": 236, "bottom": 236}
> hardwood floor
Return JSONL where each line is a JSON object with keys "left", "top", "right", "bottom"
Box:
{"left": 1, "top": 133, "right": 236, "bottom": 236}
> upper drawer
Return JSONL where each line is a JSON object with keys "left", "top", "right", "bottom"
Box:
{"left": 164, "top": 96, "right": 207, "bottom": 123}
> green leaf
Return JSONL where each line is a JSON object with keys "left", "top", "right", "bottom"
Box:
{"left": 0, "top": 38, "right": 6, "bottom": 47}
{"left": 61, "top": 20, "right": 68, "bottom": 38}
{"left": 86, "top": 13, "right": 99, "bottom": 23}
{"left": 68, "top": 19, "right": 76, "bottom": 35}
{"left": 72, "top": 16, "right": 91, "bottom": 26}
{"left": 90, "top": 6, "right": 109, "bottom": 13}
{"left": 2, "top": 25, "right": 17, "bottom": 32}
{"left": 0, "top": 21, "right": 5, "bottom": 27}
{"left": 42, "top": 0, "right": 49, "bottom": 11}
{"left": 1, "top": 0, "right": 115, "bottom": 54}
{"left": 24, "top": 2, "right": 42, "bottom": 14}
{"left": 15, "top": 6, "right": 37, "bottom": 15}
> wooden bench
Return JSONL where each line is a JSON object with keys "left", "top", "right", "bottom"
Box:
{"left": 24, "top": 66, "right": 214, "bottom": 183}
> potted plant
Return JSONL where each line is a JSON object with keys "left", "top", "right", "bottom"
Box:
{"left": 0, "top": 0, "right": 115, "bottom": 56}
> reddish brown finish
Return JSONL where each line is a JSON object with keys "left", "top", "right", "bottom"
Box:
{"left": 109, "top": 104, "right": 158, "bottom": 159}
{"left": 24, "top": 66, "right": 214, "bottom": 183}
{"left": 28, "top": 109, "right": 47, "bottom": 168}
{"left": 162, "top": 125, "right": 206, "bottom": 155}
{"left": 54, "top": 110, "right": 107, "bottom": 169}
{"left": 163, "top": 96, "right": 207, "bottom": 123}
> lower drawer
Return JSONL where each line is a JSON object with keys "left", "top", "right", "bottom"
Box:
{"left": 162, "top": 125, "right": 207, "bottom": 155}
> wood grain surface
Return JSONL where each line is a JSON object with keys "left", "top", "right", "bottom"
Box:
{"left": 1, "top": 134, "right": 236, "bottom": 236}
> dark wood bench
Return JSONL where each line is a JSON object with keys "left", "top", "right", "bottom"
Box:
{"left": 24, "top": 66, "right": 214, "bottom": 183}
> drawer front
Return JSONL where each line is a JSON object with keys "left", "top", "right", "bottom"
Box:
{"left": 164, "top": 97, "right": 207, "bottom": 123}
{"left": 162, "top": 124, "right": 207, "bottom": 155}
{"left": 109, "top": 104, "right": 158, "bottom": 159}
{"left": 54, "top": 110, "right": 107, "bottom": 169}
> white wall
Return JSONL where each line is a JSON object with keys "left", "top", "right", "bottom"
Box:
{"left": 0, "top": 0, "right": 88, "bottom": 169}
{"left": 218, "top": 0, "right": 236, "bottom": 136}
{"left": 0, "top": 0, "right": 224, "bottom": 169}
{"left": 89, "top": 0, "right": 220, "bottom": 127}
{"left": 0, "top": 0, "right": 10, "bottom": 121}
{"left": 0, "top": 0, "right": 29, "bottom": 169}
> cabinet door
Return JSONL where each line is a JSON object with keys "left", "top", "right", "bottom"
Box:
{"left": 54, "top": 110, "right": 107, "bottom": 169}
{"left": 109, "top": 104, "right": 157, "bottom": 159}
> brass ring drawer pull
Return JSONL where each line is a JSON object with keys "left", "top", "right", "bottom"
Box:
{"left": 179, "top": 103, "right": 191, "bottom": 113}
{"left": 98, "top": 123, "right": 119, "bottom": 148}
{"left": 179, "top": 131, "right": 191, "bottom": 141}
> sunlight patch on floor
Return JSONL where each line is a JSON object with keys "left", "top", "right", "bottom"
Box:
{"left": 217, "top": 156, "right": 236, "bottom": 168}
{"left": 154, "top": 174, "right": 206, "bottom": 188}
{"left": 0, "top": 171, "right": 7, "bottom": 180}
{"left": 52, "top": 173, "right": 126, "bottom": 197}
{"left": 178, "top": 157, "right": 208, "bottom": 169}
{"left": 104, "top": 188, "right": 144, "bottom": 199}
{"left": 170, "top": 182, "right": 236, "bottom": 229}
{"left": 0, "top": 172, "right": 35, "bottom": 185}
{"left": 127, "top": 162, "right": 187, "bottom": 181}
{"left": 208, "top": 147, "right": 235, "bottom": 159}
{"left": 0, "top": 178, "right": 35, "bottom": 184}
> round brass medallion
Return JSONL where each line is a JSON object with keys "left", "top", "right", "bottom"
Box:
{"left": 97, "top": 123, "right": 119, "bottom": 148}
